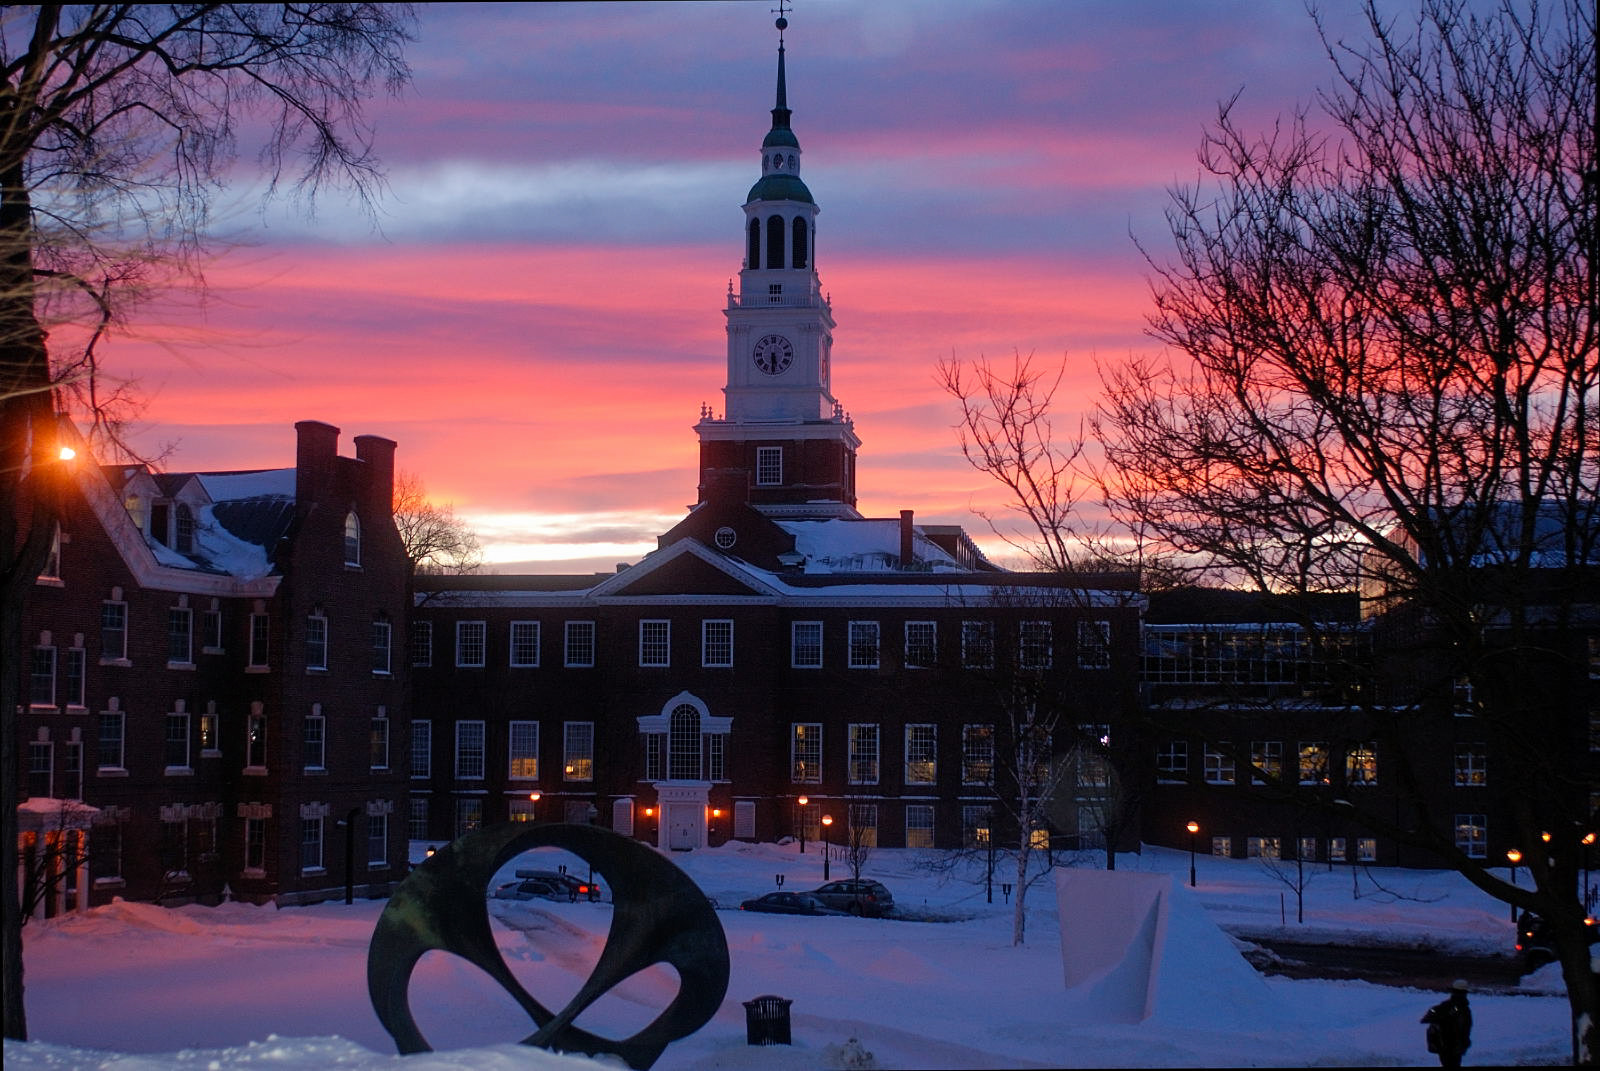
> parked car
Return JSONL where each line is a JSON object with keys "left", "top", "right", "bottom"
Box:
{"left": 515, "top": 868, "right": 602, "bottom": 902}
{"left": 811, "top": 879, "right": 895, "bottom": 917}
{"left": 491, "top": 878, "right": 568, "bottom": 903}
{"left": 740, "top": 891, "right": 846, "bottom": 916}
{"left": 1516, "top": 911, "right": 1598, "bottom": 969}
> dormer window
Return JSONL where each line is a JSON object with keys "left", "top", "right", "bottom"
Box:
{"left": 343, "top": 511, "right": 361, "bottom": 567}
{"left": 175, "top": 505, "right": 195, "bottom": 554}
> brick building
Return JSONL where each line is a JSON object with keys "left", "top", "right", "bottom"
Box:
{"left": 17, "top": 419, "right": 410, "bottom": 909}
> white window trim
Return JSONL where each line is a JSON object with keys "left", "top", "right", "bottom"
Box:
{"left": 509, "top": 620, "right": 541, "bottom": 668}
{"left": 639, "top": 619, "right": 671, "bottom": 668}
{"left": 791, "top": 620, "right": 823, "bottom": 668}
{"left": 701, "top": 619, "right": 734, "bottom": 668}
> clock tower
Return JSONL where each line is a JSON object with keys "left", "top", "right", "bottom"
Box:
{"left": 696, "top": 11, "right": 861, "bottom": 518}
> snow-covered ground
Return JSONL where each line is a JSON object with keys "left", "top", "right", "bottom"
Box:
{"left": 6, "top": 842, "right": 1573, "bottom": 1068}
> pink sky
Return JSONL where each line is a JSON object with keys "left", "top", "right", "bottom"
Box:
{"left": 92, "top": 1, "right": 1367, "bottom": 572}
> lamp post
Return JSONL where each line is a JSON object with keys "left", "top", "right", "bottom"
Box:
{"left": 821, "top": 814, "right": 833, "bottom": 881}
{"left": 797, "top": 796, "right": 809, "bottom": 853}
{"left": 1186, "top": 820, "right": 1200, "bottom": 888}
{"left": 1584, "top": 832, "right": 1596, "bottom": 913}
{"left": 1507, "top": 847, "right": 1522, "bottom": 925}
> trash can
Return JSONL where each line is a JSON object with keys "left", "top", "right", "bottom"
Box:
{"left": 743, "top": 994, "right": 792, "bottom": 1045}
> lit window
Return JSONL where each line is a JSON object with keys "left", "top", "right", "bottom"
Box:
{"left": 455, "top": 799, "right": 483, "bottom": 838}
{"left": 1454, "top": 744, "right": 1487, "bottom": 786}
{"left": 791, "top": 621, "right": 823, "bottom": 668}
{"left": 1247, "top": 836, "right": 1281, "bottom": 860}
{"left": 905, "top": 724, "right": 937, "bottom": 784}
{"left": 199, "top": 711, "right": 220, "bottom": 755}
{"left": 848, "top": 723, "right": 879, "bottom": 784}
{"left": 962, "top": 805, "right": 992, "bottom": 848}
{"left": 962, "top": 724, "right": 994, "bottom": 784}
{"left": 1454, "top": 815, "right": 1486, "bottom": 858}
{"left": 849, "top": 804, "right": 879, "bottom": 848}
{"left": 508, "top": 720, "right": 539, "bottom": 779}
{"left": 906, "top": 805, "right": 935, "bottom": 849}
{"left": 563, "top": 722, "right": 594, "bottom": 782}
{"left": 791, "top": 723, "right": 822, "bottom": 783}
{"left": 1250, "top": 740, "right": 1283, "bottom": 783}
{"left": 1211, "top": 836, "right": 1233, "bottom": 858}
{"left": 1345, "top": 742, "right": 1377, "bottom": 786}
{"left": 1297, "top": 742, "right": 1328, "bottom": 784}
{"left": 1357, "top": 837, "right": 1377, "bottom": 862}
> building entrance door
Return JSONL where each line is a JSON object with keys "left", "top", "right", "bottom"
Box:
{"left": 668, "top": 804, "right": 701, "bottom": 851}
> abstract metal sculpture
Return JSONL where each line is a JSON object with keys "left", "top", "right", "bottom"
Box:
{"left": 368, "top": 823, "right": 729, "bottom": 1070}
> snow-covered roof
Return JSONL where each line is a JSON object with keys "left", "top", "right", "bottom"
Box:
{"left": 198, "top": 469, "right": 296, "bottom": 502}
{"left": 776, "top": 518, "right": 962, "bottom": 574}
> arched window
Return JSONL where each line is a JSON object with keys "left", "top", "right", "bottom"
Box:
{"left": 668, "top": 704, "right": 701, "bottom": 780}
{"left": 343, "top": 511, "right": 361, "bottom": 567}
{"left": 766, "top": 215, "right": 784, "bottom": 269}
{"left": 791, "top": 217, "right": 808, "bottom": 269}
{"left": 747, "top": 218, "right": 761, "bottom": 270}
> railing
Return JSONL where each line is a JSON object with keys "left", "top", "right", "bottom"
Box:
{"left": 726, "top": 289, "right": 829, "bottom": 309}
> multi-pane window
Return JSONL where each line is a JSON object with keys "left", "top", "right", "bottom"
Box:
{"left": 1204, "top": 742, "right": 1235, "bottom": 785}
{"left": 367, "top": 813, "right": 388, "bottom": 867}
{"left": 667, "top": 705, "right": 701, "bottom": 779}
{"left": 303, "top": 712, "right": 326, "bottom": 770}
{"left": 1212, "top": 836, "right": 1234, "bottom": 858}
{"left": 1019, "top": 621, "right": 1052, "bottom": 669}
{"left": 961, "top": 620, "right": 995, "bottom": 668}
{"left": 305, "top": 614, "right": 328, "bottom": 671}
{"left": 343, "top": 511, "right": 362, "bottom": 567}
{"left": 246, "top": 711, "right": 267, "bottom": 769}
{"left": 1247, "top": 836, "right": 1281, "bottom": 859}
{"left": 456, "top": 621, "right": 486, "bottom": 668}
{"left": 1250, "top": 740, "right": 1283, "bottom": 783}
{"left": 510, "top": 621, "right": 540, "bottom": 667}
{"left": 642, "top": 733, "right": 664, "bottom": 781}
{"left": 301, "top": 817, "right": 324, "bottom": 871}
{"left": 563, "top": 722, "right": 595, "bottom": 781}
{"left": 1357, "top": 837, "right": 1378, "bottom": 862}
{"left": 904, "top": 621, "right": 936, "bottom": 668}
{"left": 848, "top": 621, "right": 880, "bottom": 669}
{"left": 1329, "top": 837, "right": 1347, "bottom": 862}
{"left": 1345, "top": 742, "right": 1378, "bottom": 786}
{"left": 372, "top": 620, "right": 392, "bottom": 675}
{"left": 175, "top": 504, "right": 196, "bottom": 553}
{"left": 848, "top": 723, "right": 879, "bottom": 784}
{"left": 97, "top": 712, "right": 125, "bottom": 769}
{"left": 962, "top": 724, "right": 994, "bottom": 784}
{"left": 165, "top": 712, "right": 190, "bottom": 770}
{"left": 410, "top": 621, "right": 432, "bottom": 668}
{"left": 202, "top": 609, "right": 223, "bottom": 651}
{"left": 28, "top": 741, "right": 52, "bottom": 799}
{"left": 905, "top": 724, "right": 937, "bottom": 784}
{"left": 455, "top": 799, "right": 483, "bottom": 838}
{"left": 564, "top": 621, "right": 596, "bottom": 667}
{"left": 248, "top": 612, "right": 270, "bottom": 668}
{"left": 848, "top": 803, "right": 879, "bottom": 848}
{"left": 962, "top": 804, "right": 992, "bottom": 848}
{"left": 63, "top": 647, "right": 85, "bottom": 708}
{"left": 509, "top": 721, "right": 539, "bottom": 779}
{"left": 1298, "top": 836, "right": 1319, "bottom": 862}
{"left": 200, "top": 712, "right": 220, "bottom": 755}
{"left": 101, "top": 600, "right": 128, "bottom": 661}
{"left": 411, "top": 719, "right": 431, "bottom": 778}
{"left": 791, "top": 723, "right": 822, "bottom": 783}
{"left": 455, "top": 721, "right": 486, "bottom": 779}
{"left": 168, "top": 607, "right": 193, "bottom": 664}
{"left": 1156, "top": 740, "right": 1188, "bottom": 782}
{"left": 701, "top": 619, "right": 733, "bottom": 667}
{"left": 30, "top": 645, "right": 55, "bottom": 706}
{"left": 370, "top": 716, "right": 390, "bottom": 770}
{"left": 408, "top": 798, "right": 429, "bottom": 841}
{"left": 1298, "top": 742, "right": 1328, "bottom": 784}
{"left": 639, "top": 620, "right": 671, "bottom": 667}
{"left": 791, "top": 621, "right": 823, "bottom": 668}
{"left": 1454, "top": 744, "right": 1487, "bottom": 786}
{"left": 1455, "top": 815, "right": 1487, "bottom": 858}
{"left": 1077, "top": 619, "right": 1111, "bottom": 669}
{"left": 905, "top": 805, "right": 935, "bottom": 849}
{"left": 707, "top": 732, "right": 725, "bottom": 781}
{"left": 756, "top": 446, "right": 783, "bottom": 486}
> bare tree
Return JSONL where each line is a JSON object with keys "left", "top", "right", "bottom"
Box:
{"left": 393, "top": 470, "right": 484, "bottom": 576}
{"left": 1096, "top": 0, "right": 1598, "bottom": 1056}
{"left": 0, "top": 5, "right": 415, "bottom": 1040}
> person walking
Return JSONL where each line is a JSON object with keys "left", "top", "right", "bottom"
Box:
{"left": 1421, "top": 980, "right": 1473, "bottom": 1067}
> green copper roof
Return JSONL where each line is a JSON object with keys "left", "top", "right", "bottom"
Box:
{"left": 763, "top": 127, "right": 800, "bottom": 149}
{"left": 746, "top": 173, "right": 814, "bottom": 205}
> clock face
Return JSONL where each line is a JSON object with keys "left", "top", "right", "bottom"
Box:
{"left": 752, "top": 334, "right": 794, "bottom": 376}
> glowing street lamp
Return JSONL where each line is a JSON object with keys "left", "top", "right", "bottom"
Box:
{"left": 1186, "top": 820, "right": 1200, "bottom": 888}
{"left": 1507, "top": 847, "right": 1523, "bottom": 924}
{"left": 821, "top": 814, "right": 834, "bottom": 881}
{"left": 797, "top": 796, "right": 809, "bottom": 854}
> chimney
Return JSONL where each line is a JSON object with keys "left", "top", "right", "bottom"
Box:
{"left": 354, "top": 434, "right": 397, "bottom": 512}
{"left": 899, "top": 509, "right": 915, "bottom": 569}
{"left": 295, "top": 421, "right": 340, "bottom": 504}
